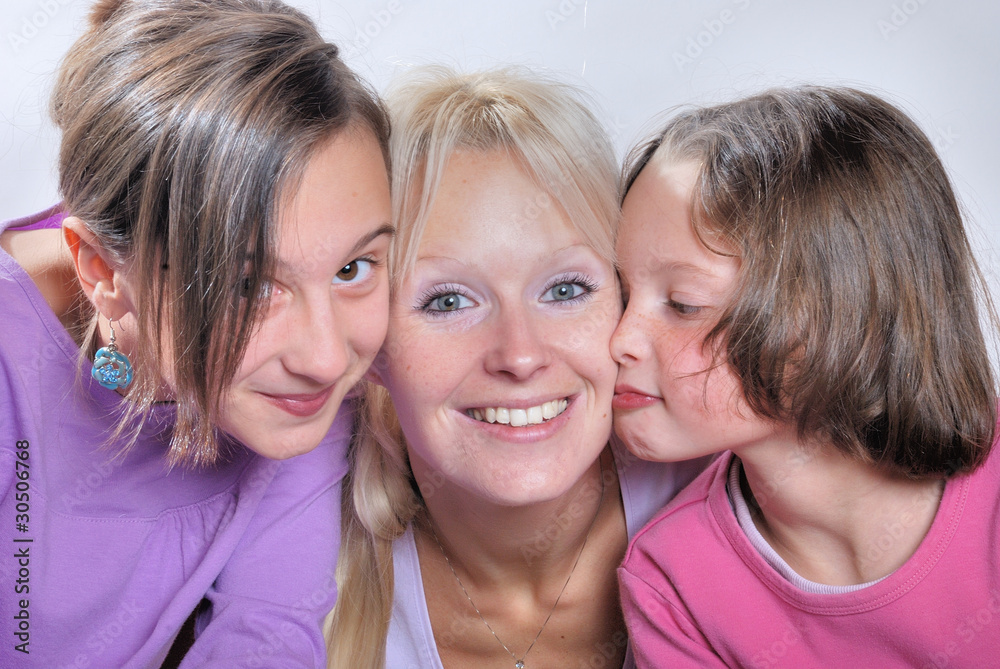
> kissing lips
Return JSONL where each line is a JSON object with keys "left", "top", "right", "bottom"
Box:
{"left": 612, "top": 385, "right": 660, "bottom": 410}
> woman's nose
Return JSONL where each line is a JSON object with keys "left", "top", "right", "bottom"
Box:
{"left": 483, "top": 305, "right": 551, "bottom": 380}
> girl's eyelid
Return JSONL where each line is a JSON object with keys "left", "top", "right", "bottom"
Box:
{"left": 666, "top": 299, "right": 703, "bottom": 316}
{"left": 665, "top": 289, "right": 725, "bottom": 317}
{"left": 333, "top": 253, "right": 387, "bottom": 286}
{"left": 333, "top": 231, "right": 390, "bottom": 275}
{"left": 348, "top": 232, "right": 392, "bottom": 262}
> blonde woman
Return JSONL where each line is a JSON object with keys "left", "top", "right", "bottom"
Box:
{"left": 327, "top": 67, "right": 707, "bottom": 668}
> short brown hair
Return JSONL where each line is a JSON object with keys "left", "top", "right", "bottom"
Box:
{"left": 52, "top": 0, "right": 390, "bottom": 466}
{"left": 624, "top": 86, "right": 997, "bottom": 478}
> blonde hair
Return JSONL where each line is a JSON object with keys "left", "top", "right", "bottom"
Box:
{"left": 326, "top": 66, "right": 618, "bottom": 667}
{"left": 53, "top": 0, "right": 388, "bottom": 466}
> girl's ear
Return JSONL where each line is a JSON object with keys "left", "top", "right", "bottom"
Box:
{"left": 363, "top": 358, "right": 386, "bottom": 387}
{"left": 62, "top": 216, "right": 133, "bottom": 319}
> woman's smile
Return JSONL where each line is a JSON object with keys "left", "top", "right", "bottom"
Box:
{"left": 379, "top": 148, "right": 620, "bottom": 504}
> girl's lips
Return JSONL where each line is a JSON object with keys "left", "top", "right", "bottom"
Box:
{"left": 261, "top": 386, "right": 335, "bottom": 418}
{"left": 612, "top": 387, "right": 660, "bottom": 410}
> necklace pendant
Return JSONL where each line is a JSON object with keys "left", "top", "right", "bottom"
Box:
{"left": 515, "top": 662, "right": 525, "bottom": 669}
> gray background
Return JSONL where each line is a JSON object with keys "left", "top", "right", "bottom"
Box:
{"left": 3, "top": 0, "right": 997, "bottom": 314}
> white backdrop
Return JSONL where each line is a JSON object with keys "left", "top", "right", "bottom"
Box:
{"left": 2, "top": 0, "right": 997, "bottom": 305}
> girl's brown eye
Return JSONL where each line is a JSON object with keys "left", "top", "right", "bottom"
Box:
{"left": 334, "top": 258, "right": 376, "bottom": 285}
{"left": 337, "top": 261, "right": 359, "bottom": 281}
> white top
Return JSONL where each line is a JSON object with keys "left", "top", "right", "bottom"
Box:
{"left": 385, "top": 442, "right": 709, "bottom": 668}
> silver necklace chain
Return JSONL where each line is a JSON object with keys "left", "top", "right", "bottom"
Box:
{"left": 426, "top": 472, "right": 606, "bottom": 669}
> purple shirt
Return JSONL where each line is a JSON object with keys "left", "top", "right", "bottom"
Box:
{"left": 0, "top": 209, "right": 350, "bottom": 667}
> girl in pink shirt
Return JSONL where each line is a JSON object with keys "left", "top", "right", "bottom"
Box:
{"left": 612, "top": 86, "right": 999, "bottom": 667}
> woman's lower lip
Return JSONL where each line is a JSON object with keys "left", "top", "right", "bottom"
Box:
{"left": 612, "top": 392, "right": 660, "bottom": 410}
{"left": 262, "top": 387, "right": 335, "bottom": 417}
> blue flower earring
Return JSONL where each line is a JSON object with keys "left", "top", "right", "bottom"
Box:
{"left": 91, "top": 318, "right": 134, "bottom": 391}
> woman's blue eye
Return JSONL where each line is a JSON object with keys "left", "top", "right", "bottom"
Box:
{"left": 542, "top": 274, "right": 598, "bottom": 302}
{"left": 541, "top": 279, "right": 593, "bottom": 303}
{"left": 426, "top": 292, "right": 473, "bottom": 312}
{"left": 334, "top": 259, "right": 374, "bottom": 284}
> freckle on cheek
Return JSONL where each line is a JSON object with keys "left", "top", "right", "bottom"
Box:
{"left": 652, "top": 326, "right": 683, "bottom": 349}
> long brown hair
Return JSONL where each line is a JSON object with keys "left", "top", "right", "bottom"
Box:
{"left": 52, "top": 0, "right": 389, "bottom": 466}
{"left": 624, "top": 86, "right": 997, "bottom": 478}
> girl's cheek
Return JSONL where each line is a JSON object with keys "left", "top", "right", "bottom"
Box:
{"left": 654, "top": 326, "right": 705, "bottom": 367}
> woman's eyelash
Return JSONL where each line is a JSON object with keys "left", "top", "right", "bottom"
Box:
{"left": 542, "top": 273, "right": 600, "bottom": 301}
{"left": 416, "top": 283, "right": 472, "bottom": 313}
{"left": 559, "top": 273, "right": 599, "bottom": 291}
{"left": 415, "top": 273, "right": 599, "bottom": 315}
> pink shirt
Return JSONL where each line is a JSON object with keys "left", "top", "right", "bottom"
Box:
{"left": 618, "top": 442, "right": 1000, "bottom": 669}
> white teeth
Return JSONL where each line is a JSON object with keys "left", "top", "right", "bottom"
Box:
{"left": 467, "top": 399, "right": 568, "bottom": 427}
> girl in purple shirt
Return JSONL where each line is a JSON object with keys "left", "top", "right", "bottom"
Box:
{"left": 0, "top": 0, "right": 391, "bottom": 665}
